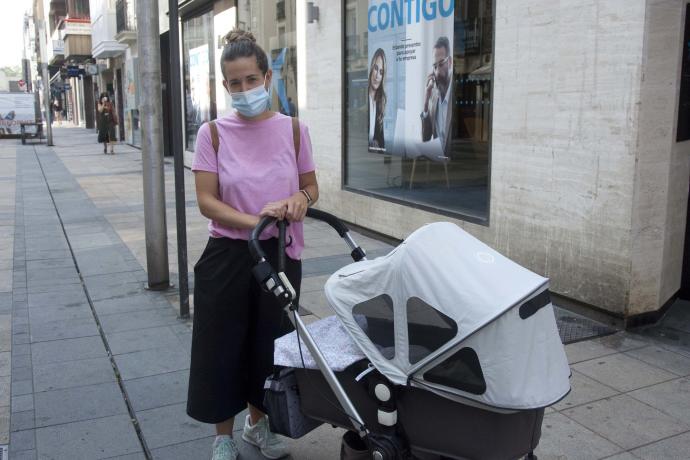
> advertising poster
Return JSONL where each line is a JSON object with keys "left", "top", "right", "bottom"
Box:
{"left": 189, "top": 44, "right": 211, "bottom": 126}
{"left": 367, "top": 0, "right": 454, "bottom": 161}
{"left": 0, "top": 93, "right": 36, "bottom": 135}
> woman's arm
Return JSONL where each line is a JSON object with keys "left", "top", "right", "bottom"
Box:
{"left": 195, "top": 171, "right": 260, "bottom": 230}
{"left": 281, "top": 171, "right": 319, "bottom": 222}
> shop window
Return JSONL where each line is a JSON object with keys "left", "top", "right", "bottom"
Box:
{"left": 678, "top": 5, "right": 690, "bottom": 142}
{"left": 353, "top": 294, "right": 396, "bottom": 359}
{"left": 344, "top": 0, "right": 493, "bottom": 221}
{"left": 423, "top": 347, "right": 486, "bottom": 395}
{"left": 183, "top": 10, "right": 217, "bottom": 150}
{"left": 238, "top": 0, "right": 299, "bottom": 117}
{"left": 406, "top": 297, "right": 457, "bottom": 364}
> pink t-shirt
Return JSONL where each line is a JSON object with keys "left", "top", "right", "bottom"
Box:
{"left": 192, "top": 112, "right": 316, "bottom": 260}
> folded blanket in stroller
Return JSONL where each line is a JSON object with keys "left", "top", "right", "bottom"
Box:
{"left": 274, "top": 315, "right": 365, "bottom": 371}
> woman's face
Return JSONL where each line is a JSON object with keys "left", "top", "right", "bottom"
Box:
{"left": 222, "top": 56, "right": 271, "bottom": 94}
{"left": 101, "top": 96, "right": 108, "bottom": 104}
{"left": 370, "top": 56, "right": 384, "bottom": 91}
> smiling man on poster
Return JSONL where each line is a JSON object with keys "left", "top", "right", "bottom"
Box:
{"left": 421, "top": 36, "right": 452, "bottom": 152}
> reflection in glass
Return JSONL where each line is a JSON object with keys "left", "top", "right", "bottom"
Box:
{"left": 238, "top": 0, "right": 299, "bottom": 116}
{"left": 183, "top": 11, "right": 216, "bottom": 150}
{"left": 344, "top": 0, "right": 493, "bottom": 220}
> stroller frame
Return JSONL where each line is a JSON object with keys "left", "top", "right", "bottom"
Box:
{"left": 249, "top": 209, "right": 541, "bottom": 460}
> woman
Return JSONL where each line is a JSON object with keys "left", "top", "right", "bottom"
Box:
{"left": 368, "top": 48, "right": 387, "bottom": 151}
{"left": 97, "top": 93, "right": 117, "bottom": 154}
{"left": 187, "top": 29, "right": 318, "bottom": 460}
{"left": 52, "top": 98, "right": 62, "bottom": 126}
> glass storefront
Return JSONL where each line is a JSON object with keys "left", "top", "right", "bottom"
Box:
{"left": 183, "top": 10, "right": 217, "bottom": 150}
{"left": 344, "top": 0, "right": 493, "bottom": 221}
{"left": 238, "top": 0, "right": 299, "bottom": 116}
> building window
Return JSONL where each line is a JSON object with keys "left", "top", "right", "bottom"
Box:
{"left": 678, "top": 5, "right": 690, "bottom": 142}
{"left": 344, "top": 0, "right": 493, "bottom": 221}
{"left": 238, "top": 0, "right": 299, "bottom": 116}
{"left": 183, "top": 10, "right": 217, "bottom": 150}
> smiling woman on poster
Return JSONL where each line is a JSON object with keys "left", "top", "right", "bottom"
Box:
{"left": 368, "top": 48, "right": 387, "bottom": 152}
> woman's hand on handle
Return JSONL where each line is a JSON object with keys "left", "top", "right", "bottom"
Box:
{"left": 260, "top": 200, "right": 288, "bottom": 220}
{"left": 285, "top": 192, "right": 309, "bottom": 222}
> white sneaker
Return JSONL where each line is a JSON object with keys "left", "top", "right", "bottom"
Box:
{"left": 242, "top": 414, "right": 290, "bottom": 459}
{"left": 211, "top": 435, "right": 239, "bottom": 460}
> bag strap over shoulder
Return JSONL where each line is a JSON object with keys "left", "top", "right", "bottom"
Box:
{"left": 209, "top": 120, "right": 219, "bottom": 155}
{"left": 209, "top": 117, "right": 298, "bottom": 159}
{"left": 291, "top": 117, "right": 300, "bottom": 161}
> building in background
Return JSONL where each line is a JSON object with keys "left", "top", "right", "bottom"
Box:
{"left": 136, "top": 1, "right": 690, "bottom": 323}
{"left": 89, "top": 0, "right": 141, "bottom": 146}
{"left": 30, "top": 0, "right": 95, "bottom": 129}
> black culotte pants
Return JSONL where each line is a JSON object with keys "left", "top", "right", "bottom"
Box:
{"left": 186, "top": 237, "right": 300, "bottom": 424}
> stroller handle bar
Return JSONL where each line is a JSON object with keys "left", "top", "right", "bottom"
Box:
{"left": 247, "top": 208, "right": 370, "bottom": 438}
{"left": 249, "top": 208, "right": 366, "bottom": 267}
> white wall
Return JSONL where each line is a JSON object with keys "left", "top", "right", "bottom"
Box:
{"left": 301, "top": 0, "right": 689, "bottom": 317}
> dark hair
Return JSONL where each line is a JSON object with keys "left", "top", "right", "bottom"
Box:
{"left": 220, "top": 29, "right": 269, "bottom": 80}
{"left": 434, "top": 36, "right": 450, "bottom": 56}
{"left": 368, "top": 48, "right": 387, "bottom": 128}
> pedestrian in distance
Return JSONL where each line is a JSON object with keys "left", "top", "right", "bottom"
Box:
{"left": 97, "top": 93, "right": 118, "bottom": 154}
{"left": 186, "top": 29, "right": 319, "bottom": 460}
{"left": 52, "top": 98, "right": 63, "bottom": 126}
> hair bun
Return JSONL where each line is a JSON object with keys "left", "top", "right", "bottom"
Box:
{"left": 223, "top": 29, "right": 256, "bottom": 45}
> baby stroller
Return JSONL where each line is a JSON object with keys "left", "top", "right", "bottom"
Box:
{"left": 249, "top": 209, "right": 571, "bottom": 460}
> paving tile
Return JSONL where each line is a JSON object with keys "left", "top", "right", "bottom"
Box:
{"left": 11, "top": 344, "right": 30, "bottom": 357}
{"left": 34, "top": 381, "right": 128, "bottom": 428}
{"left": 11, "top": 366, "right": 32, "bottom": 382}
{"left": 27, "top": 303, "right": 93, "bottom": 324}
{"left": 10, "top": 428, "right": 35, "bottom": 451}
{"left": 533, "top": 411, "right": 621, "bottom": 459}
{"left": 9, "top": 449, "right": 37, "bottom": 460}
{"left": 562, "top": 394, "right": 689, "bottom": 449}
{"left": 31, "top": 336, "right": 106, "bottom": 366}
{"left": 565, "top": 339, "right": 619, "bottom": 364}
{"left": 623, "top": 345, "right": 690, "bottom": 377}
{"left": 0, "top": 405, "right": 7, "bottom": 443}
{"left": 29, "top": 316, "right": 100, "bottom": 343}
{"left": 603, "top": 452, "right": 640, "bottom": 460}
{"left": 99, "top": 309, "right": 181, "bottom": 334}
{"left": 124, "top": 370, "right": 189, "bottom": 412}
{"left": 136, "top": 402, "right": 214, "bottom": 449}
{"left": 33, "top": 357, "right": 115, "bottom": 392}
{"left": 93, "top": 293, "right": 170, "bottom": 316}
{"left": 10, "top": 410, "right": 35, "bottom": 432}
{"left": 150, "top": 436, "right": 214, "bottom": 460}
{"left": 628, "top": 377, "right": 690, "bottom": 425}
{"left": 11, "top": 353, "right": 30, "bottom": 369}
{"left": 0, "top": 376, "right": 9, "bottom": 406}
{"left": 596, "top": 333, "right": 650, "bottom": 352}
{"left": 35, "top": 414, "right": 142, "bottom": 460}
{"left": 11, "top": 379, "right": 33, "bottom": 397}
{"left": 102, "top": 453, "right": 147, "bottom": 460}
{"left": 630, "top": 431, "right": 690, "bottom": 459}
{"left": 11, "top": 394, "right": 33, "bottom": 413}
{"left": 0, "top": 351, "right": 9, "bottom": 377}
{"left": 27, "top": 286, "right": 85, "bottom": 308}
{"left": 115, "top": 346, "right": 189, "bottom": 381}
{"left": 107, "top": 326, "right": 183, "bottom": 355}
{"left": 552, "top": 370, "right": 619, "bottom": 411}
{"left": 572, "top": 353, "right": 676, "bottom": 392}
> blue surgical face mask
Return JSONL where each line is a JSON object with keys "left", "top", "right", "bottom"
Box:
{"left": 230, "top": 78, "right": 270, "bottom": 117}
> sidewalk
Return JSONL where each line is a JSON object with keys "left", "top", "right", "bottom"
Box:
{"left": 0, "top": 126, "right": 689, "bottom": 459}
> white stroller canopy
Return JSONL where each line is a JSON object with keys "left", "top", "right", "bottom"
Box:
{"left": 324, "top": 222, "right": 570, "bottom": 410}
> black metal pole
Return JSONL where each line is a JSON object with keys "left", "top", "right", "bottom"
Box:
{"left": 169, "top": 0, "right": 190, "bottom": 319}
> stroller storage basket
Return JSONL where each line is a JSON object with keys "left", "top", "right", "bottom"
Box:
{"left": 294, "top": 361, "right": 544, "bottom": 460}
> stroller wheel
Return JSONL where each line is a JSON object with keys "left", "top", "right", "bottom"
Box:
{"left": 524, "top": 452, "right": 537, "bottom": 460}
